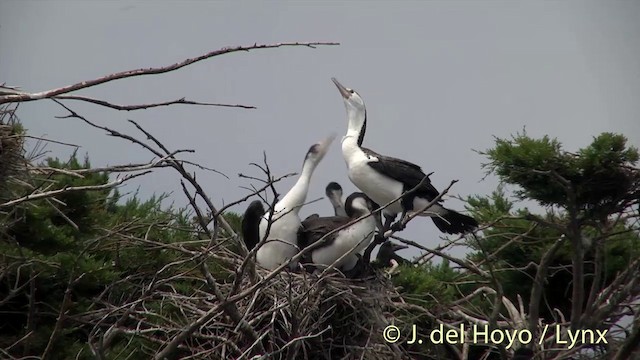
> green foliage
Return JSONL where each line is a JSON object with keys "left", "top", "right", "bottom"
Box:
{"left": 223, "top": 211, "right": 243, "bottom": 234}
{"left": 392, "top": 260, "right": 458, "bottom": 308}
{"left": 466, "top": 186, "right": 514, "bottom": 223}
{"left": 0, "top": 154, "right": 228, "bottom": 359}
{"left": 483, "top": 132, "right": 572, "bottom": 206}
{"left": 467, "top": 188, "right": 562, "bottom": 266}
{"left": 469, "top": 131, "right": 640, "bottom": 323}
{"left": 483, "top": 131, "right": 639, "bottom": 213}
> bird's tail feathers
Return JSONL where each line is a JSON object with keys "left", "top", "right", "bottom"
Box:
{"left": 429, "top": 208, "right": 478, "bottom": 235}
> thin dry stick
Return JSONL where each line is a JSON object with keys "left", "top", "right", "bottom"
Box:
{"left": 0, "top": 42, "right": 339, "bottom": 105}
{"left": 54, "top": 95, "right": 256, "bottom": 111}
{"left": 392, "top": 235, "right": 489, "bottom": 278}
{"left": 528, "top": 236, "right": 566, "bottom": 335}
{"left": 0, "top": 171, "right": 150, "bottom": 208}
{"left": 42, "top": 273, "right": 86, "bottom": 360}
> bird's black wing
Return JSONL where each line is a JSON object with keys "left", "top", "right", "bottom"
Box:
{"left": 297, "top": 216, "right": 351, "bottom": 250}
{"left": 361, "top": 147, "right": 441, "bottom": 200}
{"left": 303, "top": 213, "right": 320, "bottom": 222}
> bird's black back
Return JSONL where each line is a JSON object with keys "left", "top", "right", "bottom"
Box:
{"left": 298, "top": 216, "right": 352, "bottom": 250}
{"left": 362, "top": 147, "right": 441, "bottom": 201}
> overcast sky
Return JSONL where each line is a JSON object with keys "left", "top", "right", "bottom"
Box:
{"left": 2, "top": 1, "right": 639, "bottom": 260}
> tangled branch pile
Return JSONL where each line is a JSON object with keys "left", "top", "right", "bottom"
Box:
{"left": 86, "top": 242, "right": 416, "bottom": 359}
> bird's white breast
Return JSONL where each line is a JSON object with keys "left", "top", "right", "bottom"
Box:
{"left": 256, "top": 210, "right": 300, "bottom": 270}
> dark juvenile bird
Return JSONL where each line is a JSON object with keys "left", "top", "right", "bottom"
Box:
{"left": 241, "top": 200, "right": 265, "bottom": 251}
{"left": 331, "top": 78, "right": 478, "bottom": 235}
{"left": 375, "top": 241, "right": 410, "bottom": 268}
{"left": 298, "top": 192, "right": 378, "bottom": 272}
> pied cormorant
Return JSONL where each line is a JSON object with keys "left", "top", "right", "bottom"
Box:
{"left": 331, "top": 78, "right": 478, "bottom": 235}
{"left": 256, "top": 135, "right": 335, "bottom": 270}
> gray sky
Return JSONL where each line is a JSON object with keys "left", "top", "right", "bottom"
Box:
{"left": 2, "top": 1, "right": 639, "bottom": 260}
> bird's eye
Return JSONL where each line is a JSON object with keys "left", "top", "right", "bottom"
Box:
{"left": 349, "top": 89, "right": 354, "bottom": 94}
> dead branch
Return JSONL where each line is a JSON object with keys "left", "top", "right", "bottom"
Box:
{"left": 53, "top": 95, "right": 256, "bottom": 111}
{"left": 0, "top": 171, "right": 150, "bottom": 208}
{"left": 42, "top": 273, "right": 86, "bottom": 360}
{"left": 0, "top": 42, "right": 339, "bottom": 105}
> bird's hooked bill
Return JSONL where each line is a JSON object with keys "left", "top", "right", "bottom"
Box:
{"left": 331, "top": 77, "right": 351, "bottom": 99}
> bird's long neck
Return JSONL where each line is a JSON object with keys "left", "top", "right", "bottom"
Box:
{"left": 328, "top": 194, "right": 346, "bottom": 217}
{"left": 276, "top": 159, "right": 315, "bottom": 214}
{"left": 345, "top": 108, "right": 366, "bottom": 147}
{"left": 342, "top": 108, "right": 367, "bottom": 162}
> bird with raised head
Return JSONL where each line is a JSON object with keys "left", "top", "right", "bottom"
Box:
{"left": 255, "top": 134, "right": 335, "bottom": 270}
{"left": 331, "top": 78, "right": 478, "bottom": 235}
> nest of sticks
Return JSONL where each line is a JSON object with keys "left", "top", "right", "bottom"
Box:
{"left": 221, "top": 261, "right": 406, "bottom": 359}
{"left": 204, "top": 245, "right": 420, "bottom": 359}
{"left": 81, "top": 238, "right": 428, "bottom": 360}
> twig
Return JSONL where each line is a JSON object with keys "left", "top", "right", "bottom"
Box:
{"left": 0, "top": 42, "right": 339, "bottom": 105}
{"left": 0, "top": 171, "right": 149, "bottom": 208}
{"left": 42, "top": 273, "right": 86, "bottom": 360}
{"left": 54, "top": 95, "right": 256, "bottom": 110}
{"left": 215, "top": 172, "right": 295, "bottom": 217}
{"left": 393, "top": 235, "right": 489, "bottom": 278}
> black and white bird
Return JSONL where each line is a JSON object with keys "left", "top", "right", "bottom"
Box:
{"left": 331, "top": 78, "right": 478, "bottom": 235}
{"left": 298, "top": 192, "right": 378, "bottom": 273}
{"left": 375, "top": 241, "right": 410, "bottom": 268}
{"left": 325, "top": 182, "right": 347, "bottom": 217}
{"left": 256, "top": 135, "right": 335, "bottom": 270}
{"left": 241, "top": 200, "right": 265, "bottom": 251}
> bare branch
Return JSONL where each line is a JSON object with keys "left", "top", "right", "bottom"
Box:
{"left": 0, "top": 41, "right": 339, "bottom": 105}
{"left": 0, "top": 171, "right": 149, "bottom": 208}
{"left": 54, "top": 95, "right": 256, "bottom": 110}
